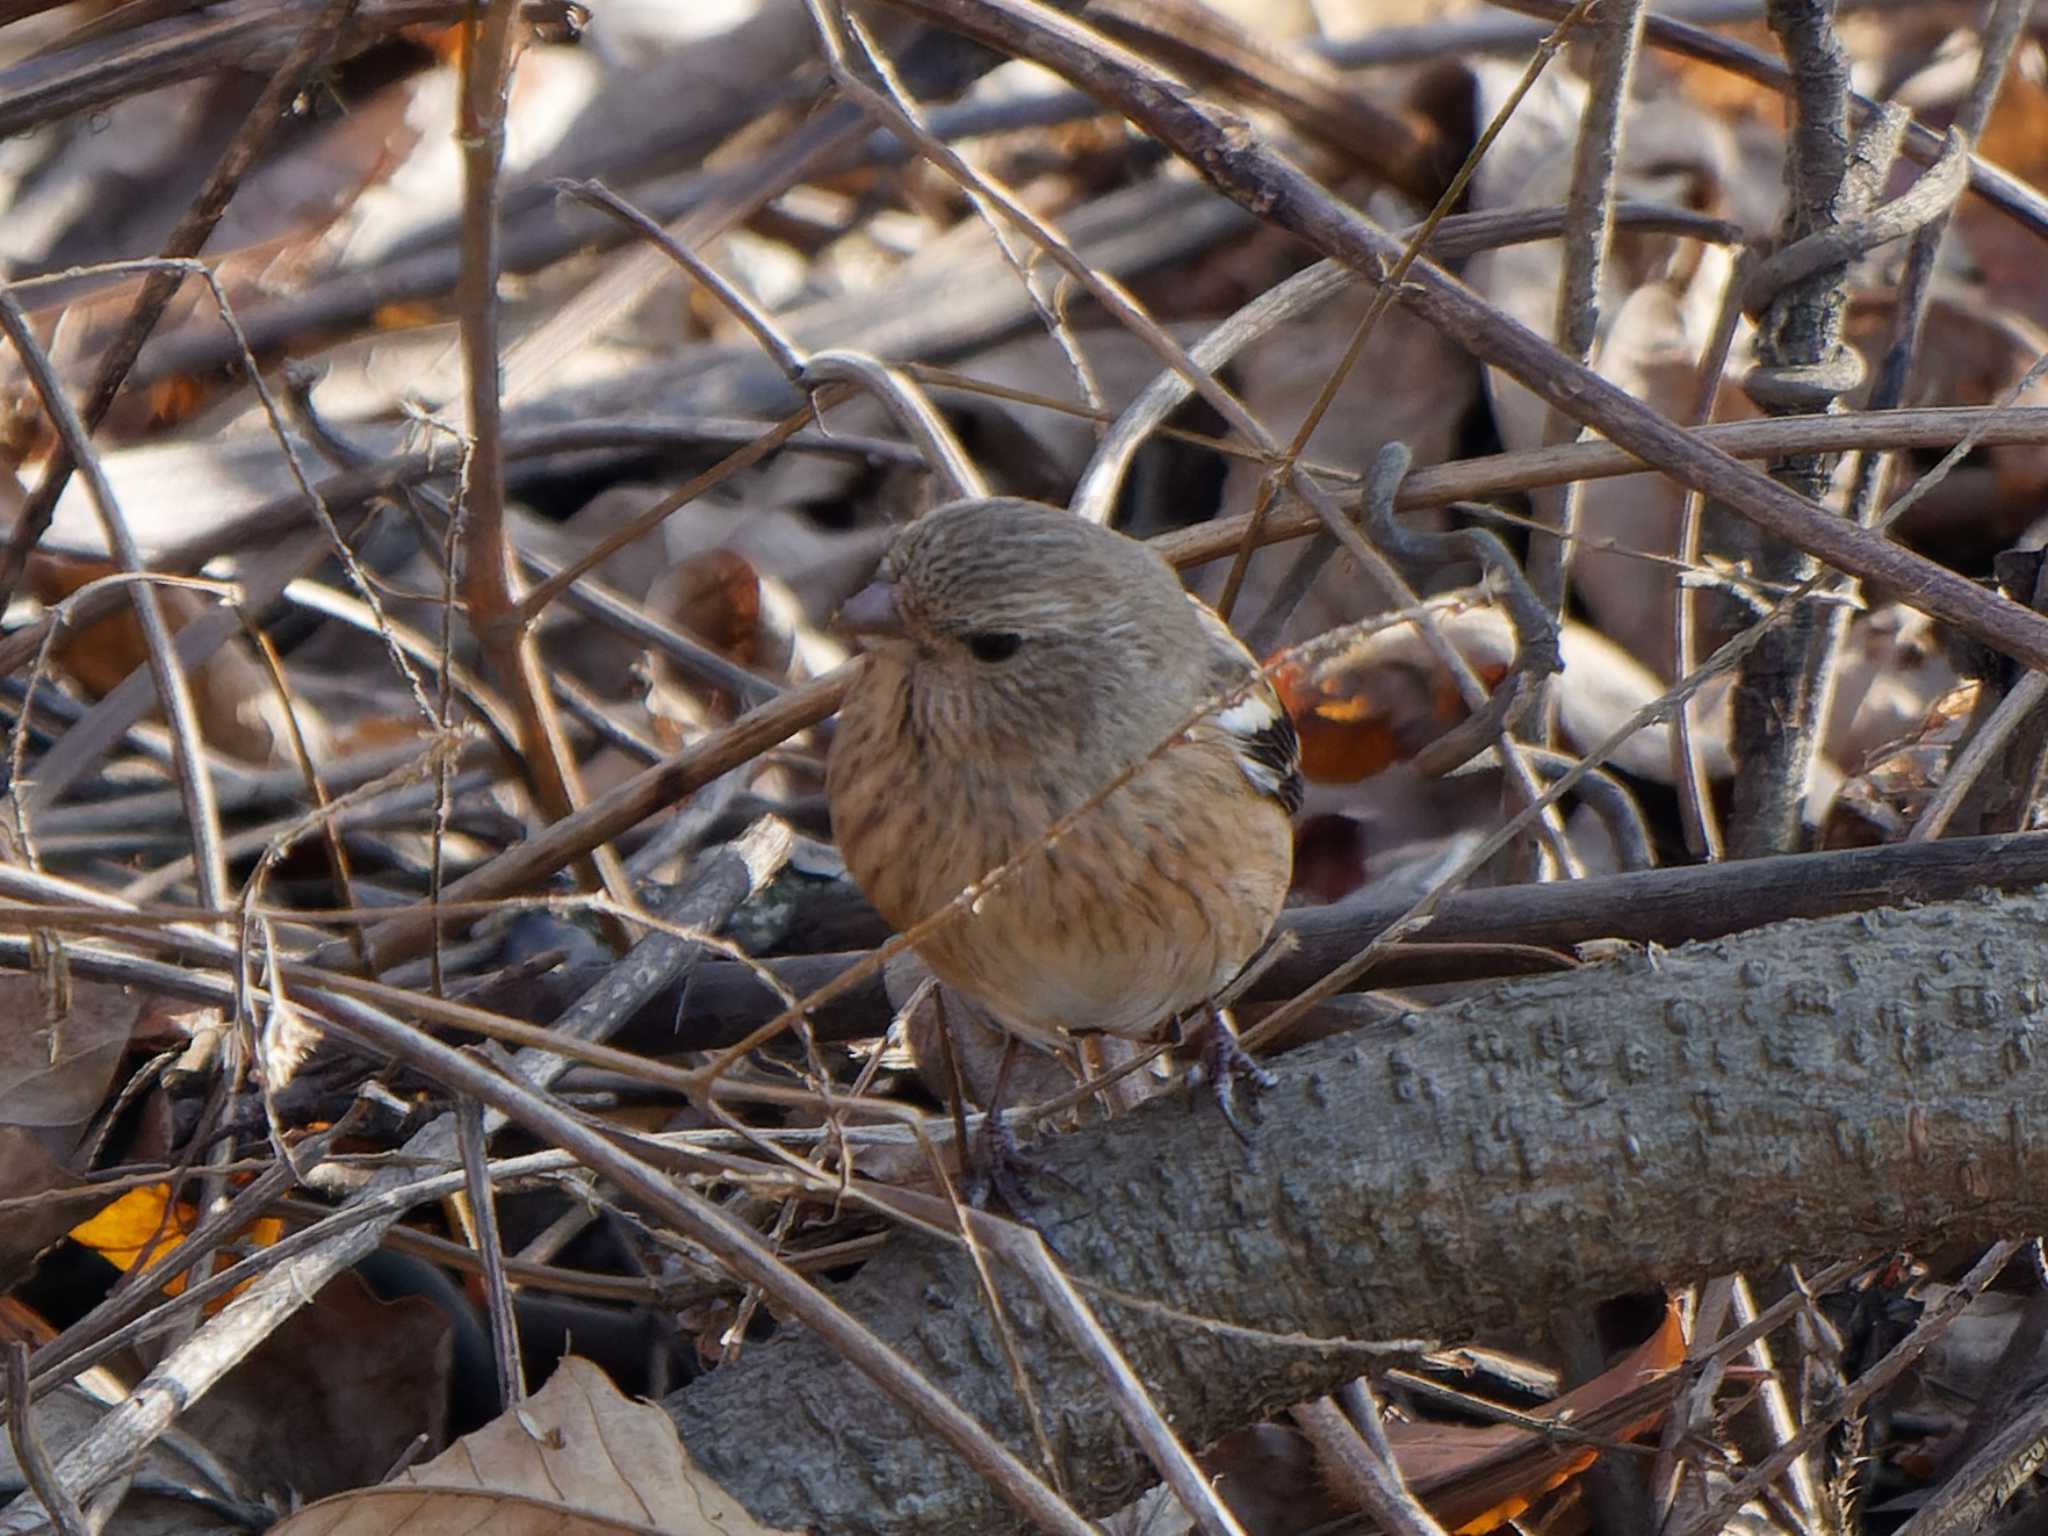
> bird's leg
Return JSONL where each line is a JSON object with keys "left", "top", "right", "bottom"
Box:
{"left": 931, "top": 991, "right": 1068, "bottom": 1217}
{"left": 971, "top": 1033, "right": 1049, "bottom": 1216}
{"left": 1187, "top": 1003, "right": 1276, "bottom": 1146}
{"left": 929, "top": 983, "right": 978, "bottom": 1155}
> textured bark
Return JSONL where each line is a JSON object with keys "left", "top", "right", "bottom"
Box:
{"left": 668, "top": 889, "right": 2048, "bottom": 1534}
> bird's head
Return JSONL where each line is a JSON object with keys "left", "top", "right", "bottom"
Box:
{"left": 837, "top": 498, "right": 1201, "bottom": 750}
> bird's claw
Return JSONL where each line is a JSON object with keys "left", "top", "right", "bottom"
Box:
{"left": 966, "top": 1108, "right": 1075, "bottom": 1234}
{"left": 1189, "top": 1021, "right": 1274, "bottom": 1147}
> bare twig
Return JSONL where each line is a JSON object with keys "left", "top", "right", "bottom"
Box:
{"left": 981, "top": 1219, "right": 1250, "bottom": 1536}
{"left": 1491, "top": 0, "right": 2048, "bottom": 243}
{"left": 340, "top": 666, "right": 856, "bottom": 970}
{"left": 1857, "top": 2, "right": 2037, "bottom": 475}
{"left": 19, "top": 532, "right": 332, "bottom": 823}
{"left": 1358, "top": 444, "right": 1561, "bottom": 780}
{"left": 1671, "top": 1242, "right": 2027, "bottom": 1536}
{"left": 511, "top": 394, "right": 855, "bottom": 630}
{"left": 1527, "top": 0, "right": 1646, "bottom": 624}
{"left": 0, "top": 0, "right": 575, "bottom": 142}
{"left": 1909, "top": 670, "right": 2048, "bottom": 843}
{"left": 803, "top": 350, "right": 989, "bottom": 501}
{"left": 1723, "top": 1, "right": 1895, "bottom": 859}
{"left": 1295, "top": 1392, "right": 1446, "bottom": 1536}
{"left": 880, "top": 0, "right": 2048, "bottom": 667}
{"left": 452, "top": 0, "right": 632, "bottom": 930}
{"left": 1668, "top": 255, "right": 1749, "bottom": 862}
{"left": 5, "top": 1344, "right": 88, "bottom": 1536}
{"left": 0, "top": 942, "right": 1099, "bottom": 1536}
{"left": 0, "top": 834, "right": 916, "bottom": 1536}
{"left": 0, "top": 292, "right": 229, "bottom": 910}
{"left": 559, "top": 175, "right": 992, "bottom": 498}
{"left": 457, "top": 1087, "right": 526, "bottom": 1413}
{"left": 0, "top": 0, "right": 358, "bottom": 614}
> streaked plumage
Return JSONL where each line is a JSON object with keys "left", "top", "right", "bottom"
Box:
{"left": 825, "top": 497, "right": 1299, "bottom": 1053}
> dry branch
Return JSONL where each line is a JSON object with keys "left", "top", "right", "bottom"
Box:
{"left": 669, "top": 889, "right": 2048, "bottom": 1534}
{"left": 669, "top": 829, "right": 2048, "bottom": 1048}
{"left": 876, "top": 0, "right": 2048, "bottom": 671}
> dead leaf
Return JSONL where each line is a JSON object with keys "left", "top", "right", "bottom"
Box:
{"left": 0, "top": 1129, "right": 92, "bottom": 1294}
{"left": 1825, "top": 605, "right": 1962, "bottom": 775}
{"left": 1272, "top": 605, "right": 1732, "bottom": 786}
{"left": 0, "top": 1360, "right": 266, "bottom": 1531}
{"left": 0, "top": 972, "right": 137, "bottom": 1128}
{"left": 181, "top": 1269, "right": 455, "bottom": 1504}
{"left": 68, "top": 1183, "right": 284, "bottom": 1302}
{"left": 1378, "top": 1298, "right": 1686, "bottom": 1532}
{"left": 1461, "top": 58, "right": 1744, "bottom": 677}
{"left": 0, "top": 972, "right": 141, "bottom": 1288}
{"left": 272, "top": 1355, "right": 796, "bottom": 1536}
{"left": 1825, "top": 679, "right": 1979, "bottom": 847}
{"left": 1202, "top": 281, "right": 1476, "bottom": 649}
{"left": 26, "top": 553, "right": 330, "bottom": 765}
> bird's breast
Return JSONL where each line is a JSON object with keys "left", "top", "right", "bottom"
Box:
{"left": 827, "top": 663, "right": 1292, "bottom": 1042}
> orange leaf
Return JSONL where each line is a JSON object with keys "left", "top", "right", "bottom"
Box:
{"left": 144, "top": 374, "right": 210, "bottom": 428}
{"left": 69, "top": 1184, "right": 186, "bottom": 1278}
{"left": 1380, "top": 1298, "right": 1685, "bottom": 1533}
{"left": 70, "top": 1183, "right": 284, "bottom": 1304}
{"left": 1269, "top": 601, "right": 1499, "bottom": 784}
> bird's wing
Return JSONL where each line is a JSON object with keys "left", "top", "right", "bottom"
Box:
{"left": 1190, "top": 597, "right": 1304, "bottom": 816}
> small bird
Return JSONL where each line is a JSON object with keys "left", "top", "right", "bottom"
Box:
{"left": 825, "top": 498, "right": 1301, "bottom": 1150}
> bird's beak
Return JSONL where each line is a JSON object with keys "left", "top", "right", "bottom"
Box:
{"left": 837, "top": 578, "right": 906, "bottom": 640}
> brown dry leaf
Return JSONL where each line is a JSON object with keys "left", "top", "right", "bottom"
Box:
{"left": 652, "top": 550, "right": 769, "bottom": 668}
{"left": 641, "top": 548, "right": 798, "bottom": 743}
{"left": 1, "top": 65, "right": 429, "bottom": 442}
{"left": 0, "top": 1130, "right": 90, "bottom": 1295}
{"left": 26, "top": 552, "right": 329, "bottom": 765}
{"left": 0, "top": 971, "right": 137, "bottom": 1128}
{"left": 272, "top": 1355, "right": 795, "bottom": 1536}
{"left": 1663, "top": 20, "right": 1787, "bottom": 127}
{"left": 1272, "top": 604, "right": 1732, "bottom": 786}
{"left": 1380, "top": 1298, "right": 1686, "bottom": 1532}
{"left": 181, "top": 1270, "right": 455, "bottom": 1505}
{"left": 0, "top": 970, "right": 141, "bottom": 1308}
{"left": 1825, "top": 679, "right": 1979, "bottom": 847}
{"left": 551, "top": 485, "right": 857, "bottom": 663}
{"left": 1205, "top": 282, "right": 1476, "bottom": 647}
{"left": 28, "top": 551, "right": 158, "bottom": 696}
{"left": 1964, "top": 67, "right": 2048, "bottom": 330}
{"left": 1978, "top": 61, "right": 2048, "bottom": 191}
{"left": 1844, "top": 293, "right": 2048, "bottom": 553}
{"left": 1824, "top": 605, "right": 1962, "bottom": 776}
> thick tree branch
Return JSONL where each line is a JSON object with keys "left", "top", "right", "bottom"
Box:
{"left": 667, "top": 830, "right": 2048, "bottom": 1048}
{"left": 668, "top": 889, "right": 2048, "bottom": 1534}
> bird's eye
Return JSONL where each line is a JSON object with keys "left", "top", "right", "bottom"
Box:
{"left": 965, "top": 631, "right": 1023, "bottom": 663}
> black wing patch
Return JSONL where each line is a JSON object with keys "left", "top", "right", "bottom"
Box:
{"left": 1240, "top": 700, "right": 1305, "bottom": 815}
{"left": 1189, "top": 596, "right": 1305, "bottom": 816}
{"left": 1211, "top": 688, "right": 1305, "bottom": 816}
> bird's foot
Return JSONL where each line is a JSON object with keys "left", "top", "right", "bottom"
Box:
{"left": 1186, "top": 1010, "right": 1275, "bottom": 1147}
{"left": 966, "top": 1106, "right": 1075, "bottom": 1228}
